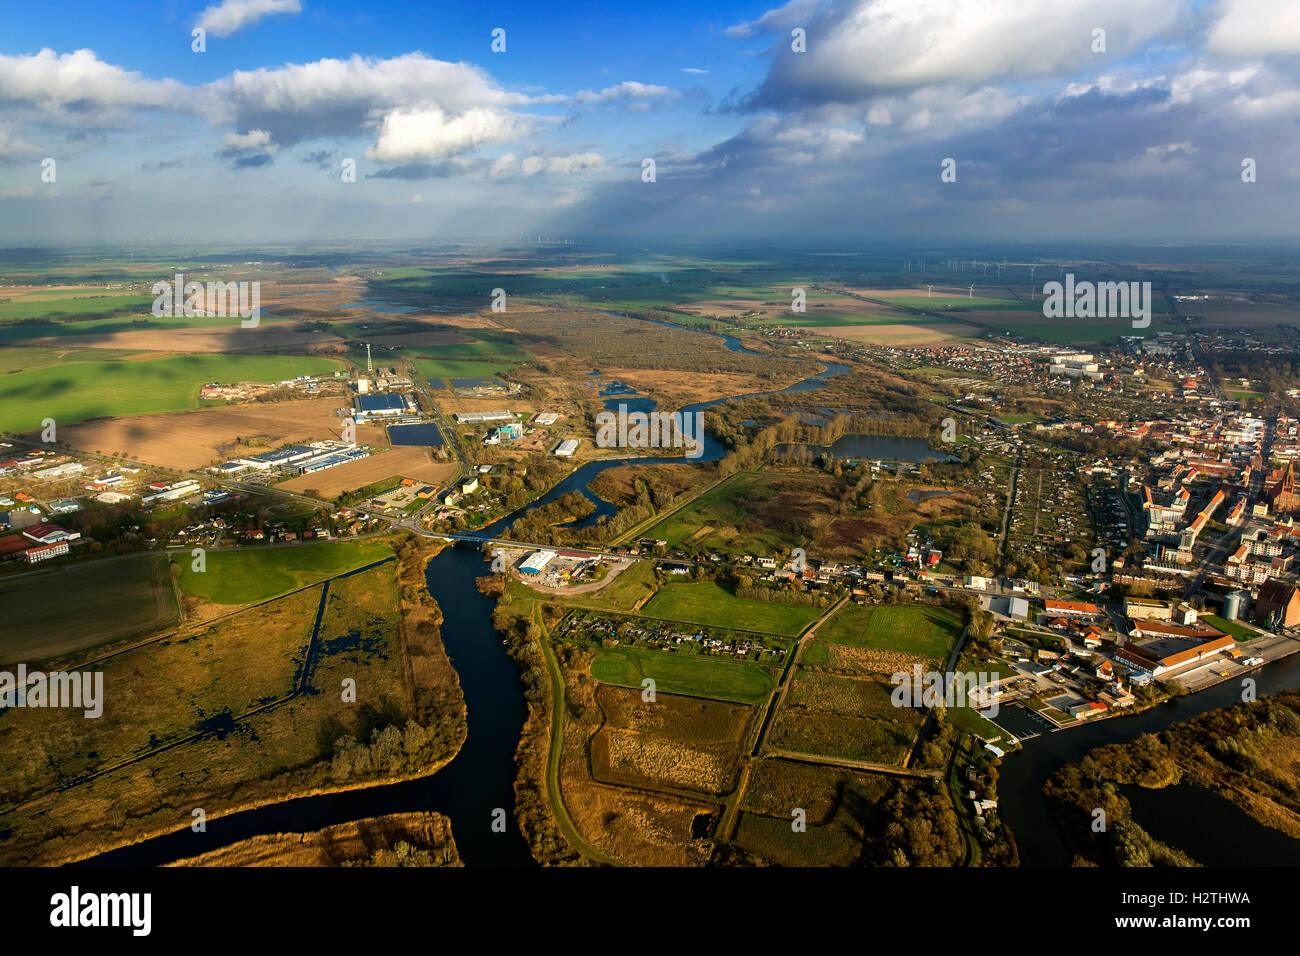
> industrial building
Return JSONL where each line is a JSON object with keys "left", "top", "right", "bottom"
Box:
{"left": 291, "top": 447, "right": 370, "bottom": 475}
{"left": 1115, "top": 633, "right": 1235, "bottom": 677}
{"left": 455, "top": 410, "right": 514, "bottom": 425}
{"left": 554, "top": 438, "right": 580, "bottom": 458}
{"left": 354, "top": 393, "right": 413, "bottom": 422}
{"left": 141, "top": 480, "right": 201, "bottom": 504}
{"left": 520, "top": 550, "right": 557, "bottom": 574}
{"left": 236, "top": 446, "right": 318, "bottom": 471}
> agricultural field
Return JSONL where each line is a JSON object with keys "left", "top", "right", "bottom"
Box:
{"left": 0, "top": 554, "right": 180, "bottom": 664}
{"left": 0, "top": 558, "right": 423, "bottom": 865}
{"left": 0, "top": 352, "right": 343, "bottom": 434}
{"left": 640, "top": 580, "right": 824, "bottom": 635}
{"left": 768, "top": 665, "right": 921, "bottom": 765}
{"left": 589, "top": 685, "right": 757, "bottom": 795}
{"left": 175, "top": 539, "right": 393, "bottom": 606}
{"left": 643, "top": 470, "right": 843, "bottom": 555}
{"left": 817, "top": 603, "right": 964, "bottom": 661}
{"left": 57, "top": 396, "right": 354, "bottom": 470}
{"left": 413, "top": 355, "right": 522, "bottom": 381}
{"left": 733, "top": 757, "right": 894, "bottom": 865}
{"left": 764, "top": 603, "right": 961, "bottom": 766}
{"left": 589, "top": 644, "right": 777, "bottom": 705}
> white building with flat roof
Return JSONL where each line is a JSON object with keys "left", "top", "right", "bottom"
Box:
{"left": 521, "top": 550, "right": 557, "bottom": 574}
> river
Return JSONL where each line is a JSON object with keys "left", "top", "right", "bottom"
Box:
{"left": 997, "top": 651, "right": 1300, "bottom": 865}
{"left": 79, "top": 313, "right": 1300, "bottom": 868}
{"left": 83, "top": 322, "right": 841, "bottom": 867}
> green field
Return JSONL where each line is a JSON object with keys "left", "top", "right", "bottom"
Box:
{"left": 175, "top": 540, "right": 393, "bottom": 605}
{"left": 640, "top": 580, "right": 824, "bottom": 635}
{"left": 0, "top": 292, "right": 154, "bottom": 322}
{"left": 818, "top": 603, "right": 964, "bottom": 660}
{"left": 883, "top": 295, "right": 1027, "bottom": 311}
{"left": 0, "top": 352, "right": 342, "bottom": 433}
{"left": 412, "top": 356, "right": 520, "bottom": 380}
{"left": 1201, "top": 613, "right": 1262, "bottom": 642}
{"left": 642, "top": 470, "right": 823, "bottom": 554}
{"left": 589, "top": 644, "right": 776, "bottom": 704}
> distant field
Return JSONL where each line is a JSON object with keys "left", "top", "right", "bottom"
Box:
{"left": 413, "top": 355, "right": 521, "bottom": 380}
{"left": 590, "top": 644, "right": 776, "bottom": 704}
{"left": 818, "top": 603, "right": 964, "bottom": 660}
{"left": 875, "top": 294, "right": 1026, "bottom": 310}
{"left": 0, "top": 292, "right": 154, "bottom": 322}
{"left": 0, "top": 353, "right": 342, "bottom": 433}
{"left": 175, "top": 540, "right": 393, "bottom": 605}
{"left": 640, "top": 581, "right": 823, "bottom": 635}
{"left": 0, "top": 554, "right": 179, "bottom": 664}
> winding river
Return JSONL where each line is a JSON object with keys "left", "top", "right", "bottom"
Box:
{"left": 80, "top": 318, "right": 1300, "bottom": 867}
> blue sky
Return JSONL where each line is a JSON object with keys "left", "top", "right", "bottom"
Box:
{"left": 2, "top": 0, "right": 1299, "bottom": 243}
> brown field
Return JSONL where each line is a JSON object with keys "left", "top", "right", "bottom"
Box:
{"left": 168, "top": 812, "right": 460, "bottom": 867}
{"left": 768, "top": 663, "right": 922, "bottom": 765}
{"left": 602, "top": 368, "right": 793, "bottom": 407}
{"left": 433, "top": 394, "right": 536, "bottom": 418}
{"left": 279, "top": 447, "right": 458, "bottom": 497}
{"left": 588, "top": 685, "right": 756, "bottom": 796}
{"left": 59, "top": 397, "right": 357, "bottom": 469}
{"left": 589, "top": 462, "right": 715, "bottom": 507}
{"left": 9, "top": 325, "right": 345, "bottom": 353}
{"left": 741, "top": 756, "right": 891, "bottom": 822}
{"left": 1180, "top": 300, "right": 1300, "bottom": 327}
{"left": 732, "top": 756, "right": 899, "bottom": 865}
{"left": 559, "top": 775, "right": 716, "bottom": 866}
{"left": 825, "top": 323, "right": 980, "bottom": 345}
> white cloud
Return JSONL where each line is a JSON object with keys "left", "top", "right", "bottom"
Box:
{"left": 0, "top": 47, "right": 182, "bottom": 112}
{"left": 197, "top": 0, "right": 302, "bottom": 38}
{"left": 1207, "top": 0, "right": 1300, "bottom": 56}
{"left": 736, "top": 0, "right": 1182, "bottom": 105}
{"left": 365, "top": 107, "right": 523, "bottom": 163}
{"left": 205, "top": 52, "right": 544, "bottom": 146}
{"left": 573, "top": 81, "right": 676, "bottom": 105}
{"left": 490, "top": 153, "right": 518, "bottom": 177}
{"left": 222, "top": 128, "right": 275, "bottom": 151}
{"left": 520, "top": 152, "right": 606, "bottom": 176}
{"left": 682, "top": 68, "right": 710, "bottom": 75}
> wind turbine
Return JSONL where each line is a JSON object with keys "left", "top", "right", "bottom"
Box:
{"left": 968, "top": 284, "right": 975, "bottom": 298}
{"left": 927, "top": 284, "right": 934, "bottom": 298}
{"left": 1029, "top": 264, "right": 1038, "bottom": 281}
